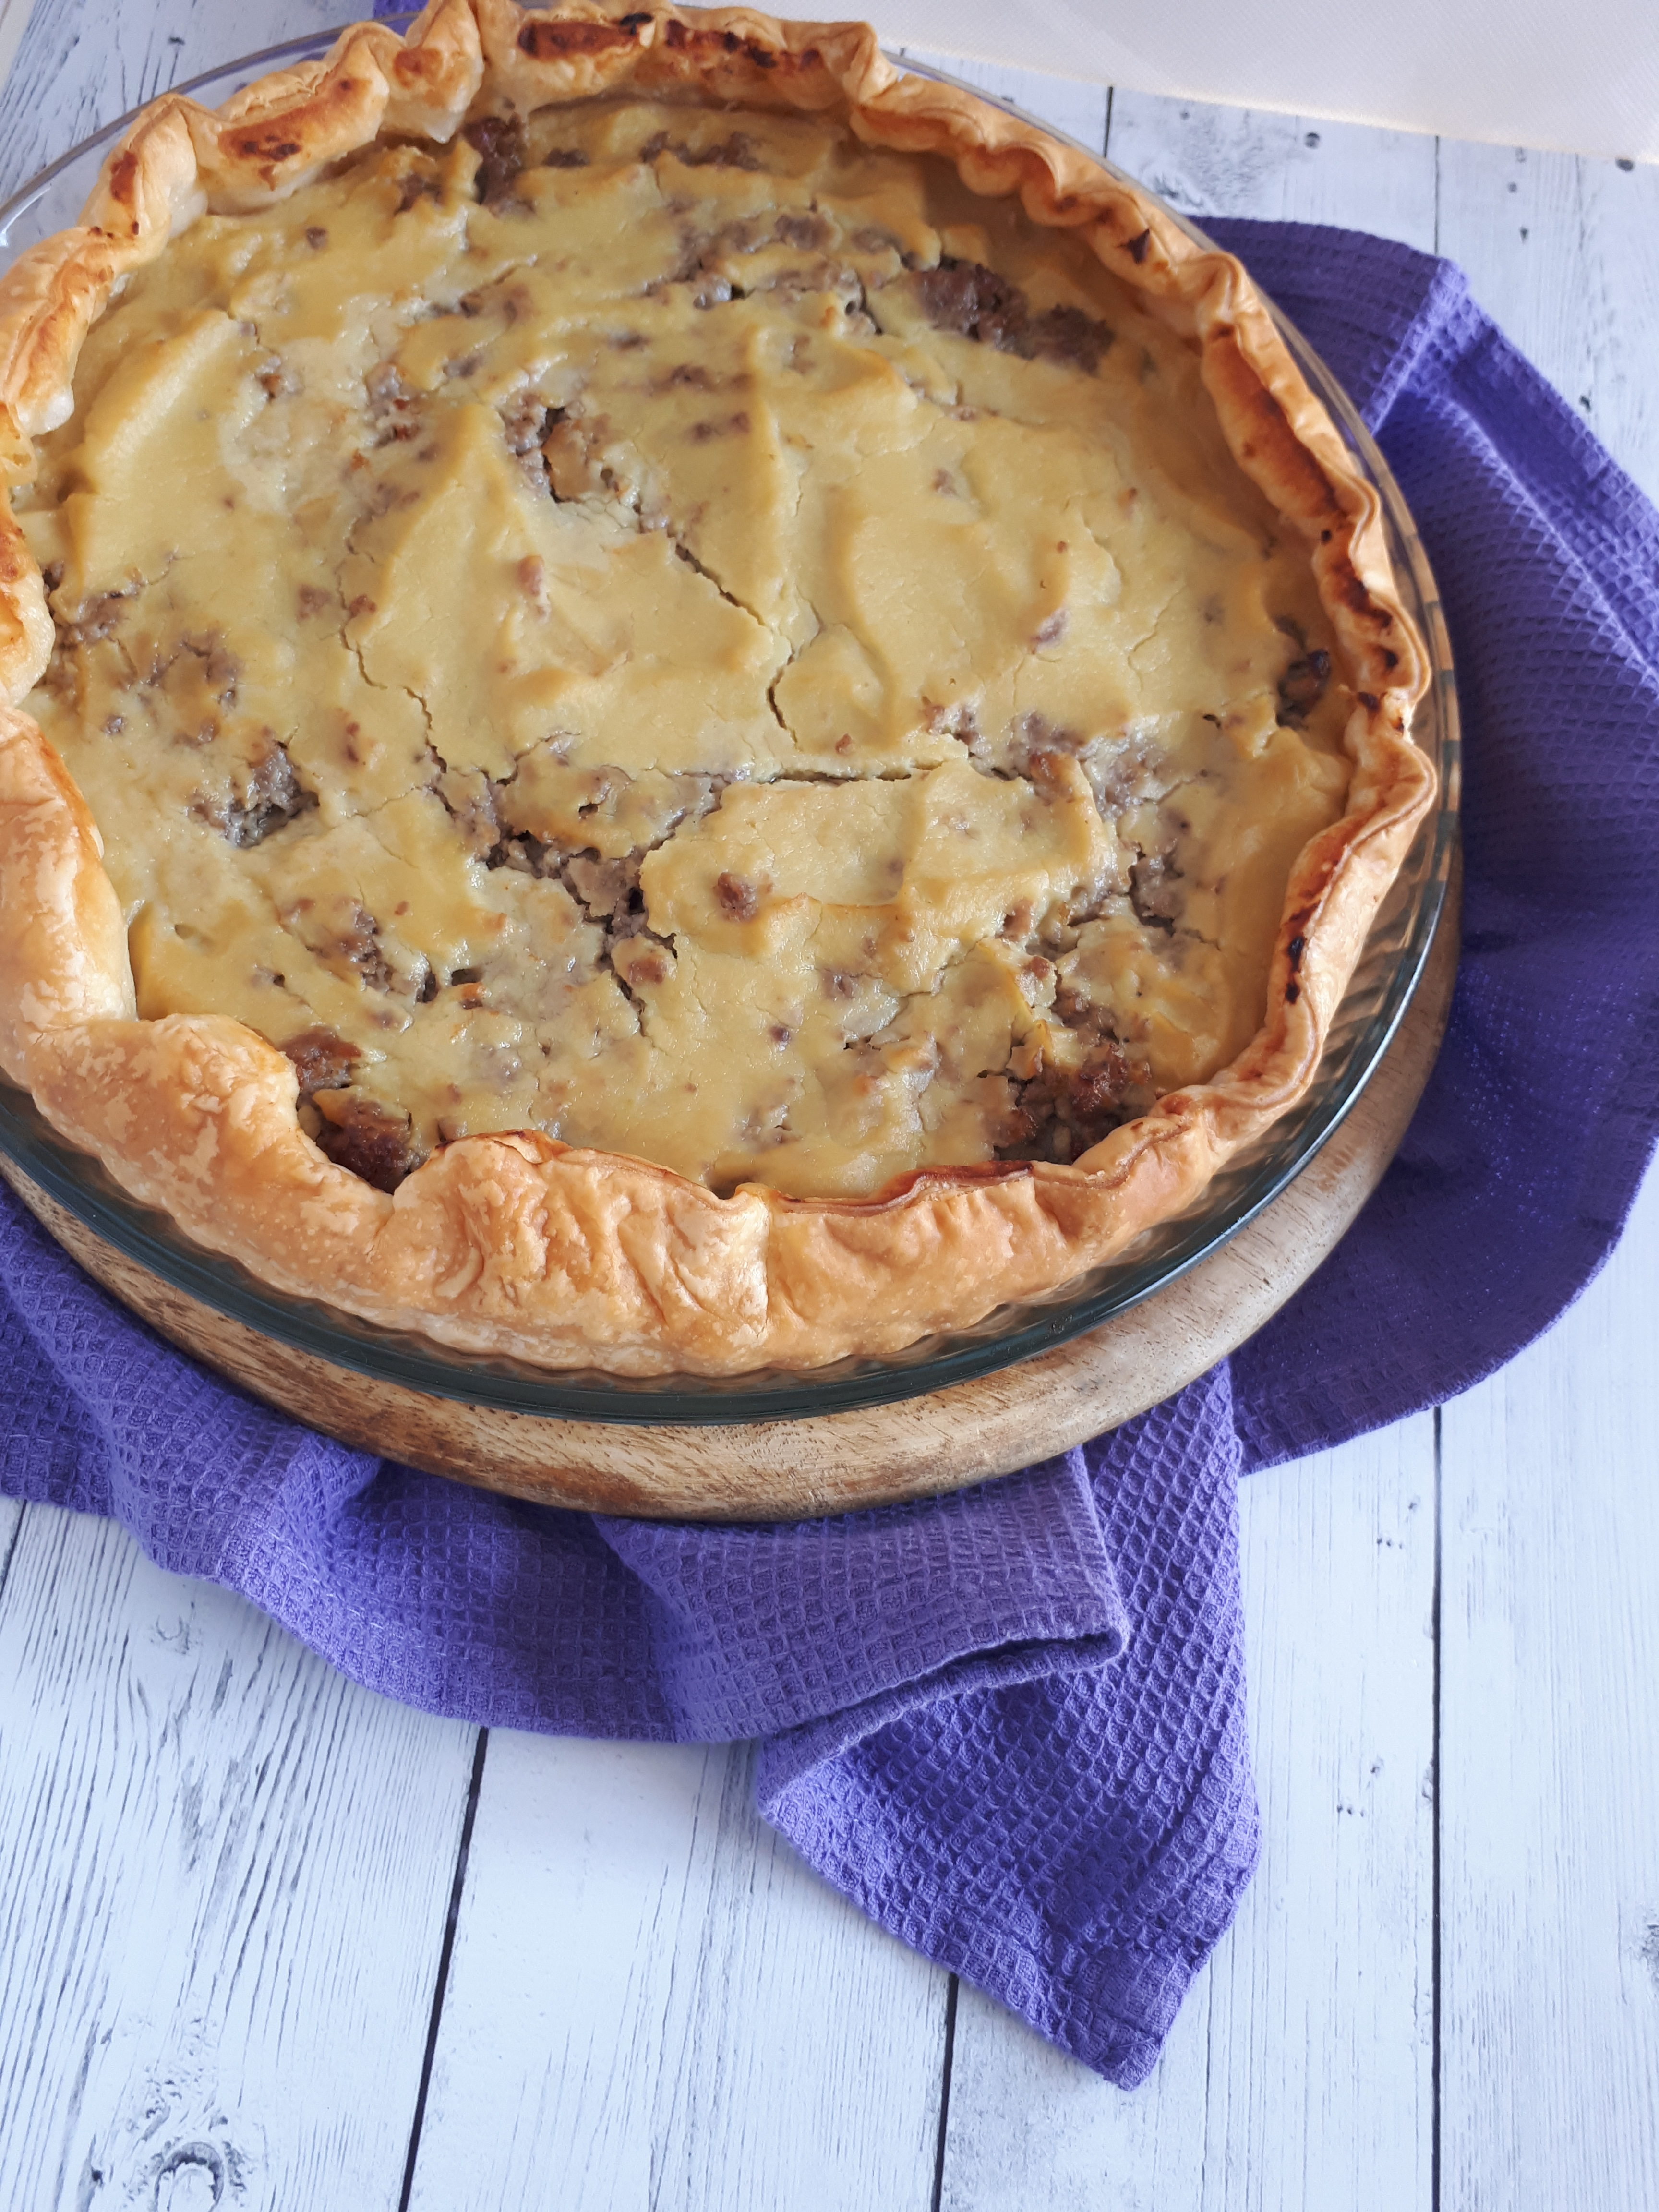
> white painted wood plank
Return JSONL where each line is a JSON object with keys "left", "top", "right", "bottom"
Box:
{"left": 1436, "top": 140, "right": 1659, "bottom": 505}
{"left": 0, "top": 0, "right": 36, "bottom": 122}
{"left": 939, "top": 1417, "right": 1436, "bottom": 2209}
{"left": 0, "top": 1501, "right": 479, "bottom": 2210}
{"left": 406, "top": 1730, "right": 948, "bottom": 2212}
{"left": 1438, "top": 1161, "right": 1659, "bottom": 2211}
{"left": 0, "top": 0, "right": 347, "bottom": 202}
{"left": 895, "top": 46, "right": 1107, "bottom": 156}
{"left": 1107, "top": 87, "right": 1439, "bottom": 252}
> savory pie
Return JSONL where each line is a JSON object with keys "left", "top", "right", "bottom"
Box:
{"left": 0, "top": 0, "right": 1434, "bottom": 1375}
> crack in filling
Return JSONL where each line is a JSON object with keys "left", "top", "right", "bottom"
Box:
{"left": 16, "top": 95, "right": 1355, "bottom": 1201}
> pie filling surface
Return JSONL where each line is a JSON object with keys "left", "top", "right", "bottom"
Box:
{"left": 16, "top": 97, "right": 1353, "bottom": 1203}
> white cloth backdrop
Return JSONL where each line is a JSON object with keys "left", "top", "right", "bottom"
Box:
{"left": 835, "top": 0, "right": 1657, "bottom": 162}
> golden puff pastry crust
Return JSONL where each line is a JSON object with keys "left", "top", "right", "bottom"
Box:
{"left": 0, "top": 0, "right": 1434, "bottom": 1375}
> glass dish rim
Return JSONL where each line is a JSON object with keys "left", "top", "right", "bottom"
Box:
{"left": 0, "top": 26, "right": 1462, "bottom": 1429}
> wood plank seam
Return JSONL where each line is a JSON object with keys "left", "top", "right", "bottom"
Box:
{"left": 0, "top": 0, "right": 34, "bottom": 108}
{"left": 930, "top": 1976, "right": 959, "bottom": 2212}
{"left": 397, "top": 1727, "right": 490, "bottom": 2212}
{"left": 0, "top": 1499, "right": 26, "bottom": 1615}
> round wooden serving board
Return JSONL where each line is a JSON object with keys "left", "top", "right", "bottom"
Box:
{"left": 2, "top": 883, "right": 1457, "bottom": 1521}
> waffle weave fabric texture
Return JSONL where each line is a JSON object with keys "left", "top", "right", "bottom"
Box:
{"left": 2, "top": 224, "right": 1657, "bottom": 2088}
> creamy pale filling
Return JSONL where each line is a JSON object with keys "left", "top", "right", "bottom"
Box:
{"left": 16, "top": 98, "right": 1351, "bottom": 1199}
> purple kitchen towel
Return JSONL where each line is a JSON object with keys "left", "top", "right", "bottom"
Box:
{"left": 3, "top": 219, "right": 1658, "bottom": 2091}
{"left": 1209, "top": 220, "right": 1659, "bottom": 1468}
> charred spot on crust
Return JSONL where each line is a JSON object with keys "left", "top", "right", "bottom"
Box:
{"left": 464, "top": 115, "right": 527, "bottom": 206}
{"left": 542, "top": 146, "right": 590, "bottom": 170}
{"left": 679, "top": 27, "right": 788, "bottom": 68}
{"left": 282, "top": 1025, "right": 360, "bottom": 1096}
{"left": 311, "top": 1089, "right": 424, "bottom": 1193}
{"left": 1277, "top": 648, "right": 1332, "bottom": 725}
{"left": 518, "top": 16, "right": 641, "bottom": 58}
{"left": 914, "top": 258, "right": 1112, "bottom": 373}
{"left": 230, "top": 133, "right": 302, "bottom": 165}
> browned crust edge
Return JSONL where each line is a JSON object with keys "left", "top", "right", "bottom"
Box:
{"left": 0, "top": 0, "right": 1437, "bottom": 1377}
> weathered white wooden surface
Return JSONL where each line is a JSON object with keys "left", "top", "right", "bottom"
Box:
{"left": 1439, "top": 1168, "right": 1659, "bottom": 2211}
{"left": 0, "top": 1506, "right": 479, "bottom": 2208}
{"left": 1107, "top": 86, "right": 1439, "bottom": 250}
{"left": 0, "top": 0, "right": 32, "bottom": 124}
{"left": 1437, "top": 138, "right": 1659, "bottom": 506}
{"left": 0, "top": 15, "right": 1657, "bottom": 2212}
{"left": 406, "top": 1734, "right": 947, "bottom": 2210}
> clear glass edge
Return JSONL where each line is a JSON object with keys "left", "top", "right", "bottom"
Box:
{"left": 0, "top": 32, "right": 1462, "bottom": 1428}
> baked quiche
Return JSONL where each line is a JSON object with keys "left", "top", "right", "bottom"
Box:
{"left": 0, "top": 0, "right": 1435, "bottom": 1375}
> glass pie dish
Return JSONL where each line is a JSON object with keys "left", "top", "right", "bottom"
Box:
{"left": 0, "top": 29, "right": 1461, "bottom": 1429}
